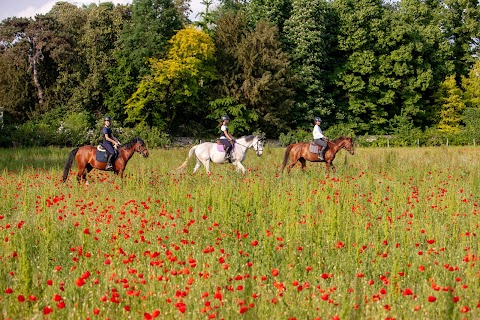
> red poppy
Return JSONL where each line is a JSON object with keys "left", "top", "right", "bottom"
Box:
{"left": 460, "top": 306, "right": 470, "bottom": 313}
{"left": 43, "top": 306, "right": 53, "bottom": 315}
{"left": 428, "top": 295, "right": 437, "bottom": 302}
{"left": 239, "top": 306, "right": 249, "bottom": 314}
{"left": 5, "top": 287, "right": 13, "bottom": 294}
{"left": 271, "top": 268, "right": 279, "bottom": 277}
{"left": 17, "top": 295, "right": 25, "bottom": 302}
{"left": 402, "top": 288, "right": 413, "bottom": 296}
{"left": 75, "top": 278, "right": 86, "bottom": 287}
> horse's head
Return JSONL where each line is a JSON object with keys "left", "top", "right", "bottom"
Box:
{"left": 253, "top": 135, "right": 266, "bottom": 156}
{"left": 343, "top": 137, "right": 355, "bottom": 155}
{"left": 134, "top": 138, "right": 149, "bottom": 158}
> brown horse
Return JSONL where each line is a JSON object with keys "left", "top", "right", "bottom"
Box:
{"left": 62, "top": 137, "right": 149, "bottom": 183}
{"left": 281, "top": 136, "right": 354, "bottom": 173}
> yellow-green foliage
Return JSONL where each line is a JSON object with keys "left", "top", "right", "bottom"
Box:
{"left": 125, "top": 26, "right": 215, "bottom": 128}
{"left": 436, "top": 75, "right": 466, "bottom": 133}
{"left": 462, "top": 60, "right": 480, "bottom": 108}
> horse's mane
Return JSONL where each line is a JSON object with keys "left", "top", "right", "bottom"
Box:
{"left": 330, "top": 136, "right": 351, "bottom": 144}
{"left": 121, "top": 137, "right": 144, "bottom": 149}
{"left": 241, "top": 135, "right": 255, "bottom": 142}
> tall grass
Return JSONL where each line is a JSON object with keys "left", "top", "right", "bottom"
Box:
{"left": 0, "top": 146, "right": 479, "bottom": 319}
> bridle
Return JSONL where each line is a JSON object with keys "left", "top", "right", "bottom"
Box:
{"left": 136, "top": 143, "right": 148, "bottom": 156}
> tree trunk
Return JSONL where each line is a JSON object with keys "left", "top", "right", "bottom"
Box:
{"left": 30, "top": 57, "right": 44, "bottom": 105}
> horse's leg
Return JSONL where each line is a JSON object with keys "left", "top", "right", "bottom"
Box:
{"left": 204, "top": 160, "right": 211, "bottom": 175}
{"left": 287, "top": 157, "right": 298, "bottom": 173}
{"left": 83, "top": 164, "right": 93, "bottom": 183}
{"left": 330, "top": 163, "right": 336, "bottom": 174}
{"left": 325, "top": 162, "right": 335, "bottom": 174}
{"left": 234, "top": 161, "right": 246, "bottom": 174}
{"left": 76, "top": 163, "right": 86, "bottom": 184}
{"left": 193, "top": 159, "right": 202, "bottom": 174}
{"left": 299, "top": 158, "right": 307, "bottom": 172}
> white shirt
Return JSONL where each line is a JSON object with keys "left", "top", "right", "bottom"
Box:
{"left": 220, "top": 125, "right": 228, "bottom": 139}
{"left": 313, "top": 124, "right": 324, "bottom": 139}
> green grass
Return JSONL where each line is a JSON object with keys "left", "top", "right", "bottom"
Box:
{"left": 0, "top": 145, "right": 479, "bottom": 319}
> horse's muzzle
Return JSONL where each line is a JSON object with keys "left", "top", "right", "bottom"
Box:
{"left": 142, "top": 149, "right": 150, "bottom": 158}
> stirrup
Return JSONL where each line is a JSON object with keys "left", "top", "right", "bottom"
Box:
{"left": 105, "top": 163, "right": 113, "bottom": 171}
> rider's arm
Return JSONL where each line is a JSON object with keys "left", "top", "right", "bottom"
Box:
{"left": 222, "top": 129, "right": 234, "bottom": 142}
{"left": 104, "top": 134, "right": 120, "bottom": 146}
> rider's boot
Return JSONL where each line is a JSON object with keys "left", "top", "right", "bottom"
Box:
{"left": 106, "top": 154, "right": 113, "bottom": 170}
{"left": 318, "top": 147, "right": 326, "bottom": 161}
{"left": 225, "top": 148, "right": 232, "bottom": 163}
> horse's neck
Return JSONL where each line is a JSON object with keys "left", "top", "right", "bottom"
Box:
{"left": 328, "top": 140, "right": 343, "bottom": 153}
{"left": 120, "top": 146, "right": 135, "bottom": 161}
{"left": 235, "top": 137, "right": 252, "bottom": 149}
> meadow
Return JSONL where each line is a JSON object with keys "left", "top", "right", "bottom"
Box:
{"left": 0, "top": 145, "right": 479, "bottom": 319}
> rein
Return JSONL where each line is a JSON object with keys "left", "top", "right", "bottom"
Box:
{"left": 234, "top": 137, "right": 264, "bottom": 154}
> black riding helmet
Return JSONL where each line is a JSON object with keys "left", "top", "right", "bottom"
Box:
{"left": 104, "top": 116, "right": 111, "bottom": 122}
{"left": 221, "top": 115, "right": 230, "bottom": 121}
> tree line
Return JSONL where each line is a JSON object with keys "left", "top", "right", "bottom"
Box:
{"left": 0, "top": 0, "right": 479, "bottom": 147}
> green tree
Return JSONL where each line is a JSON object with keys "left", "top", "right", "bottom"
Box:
{"left": 0, "top": 41, "right": 36, "bottom": 123}
{"left": 106, "top": 0, "right": 183, "bottom": 122}
{"left": 333, "top": 0, "right": 451, "bottom": 133}
{"left": 333, "top": 0, "right": 391, "bottom": 133}
{"left": 125, "top": 26, "right": 216, "bottom": 133}
{"left": 435, "top": 75, "right": 465, "bottom": 133}
{"left": 67, "top": 3, "right": 128, "bottom": 115}
{"left": 441, "top": 0, "right": 480, "bottom": 82}
{"left": 213, "top": 12, "right": 294, "bottom": 136}
{"left": 245, "top": 0, "right": 292, "bottom": 33}
{"left": 283, "top": 0, "right": 337, "bottom": 129}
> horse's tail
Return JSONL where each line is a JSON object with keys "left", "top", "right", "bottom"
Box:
{"left": 281, "top": 144, "right": 294, "bottom": 172}
{"left": 176, "top": 145, "right": 197, "bottom": 170}
{"left": 62, "top": 148, "right": 79, "bottom": 182}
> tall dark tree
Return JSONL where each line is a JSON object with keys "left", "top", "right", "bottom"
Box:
{"left": 333, "top": 0, "right": 451, "bottom": 133}
{"left": 283, "top": 0, "right": 338, "bottom": 129}
{"left": 441, "top": 0, "right": 480, "bottom": 82}
{"left": 66, "top": 3, "right": 129, "bottom": 115}
{"left": 214, "top": 12, "right": 294, "bottom": 135}
{"left": 0, "top": 40, "right": 36, "bottom": 123}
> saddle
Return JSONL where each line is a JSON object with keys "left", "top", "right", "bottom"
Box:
{"left": 95, "top": 144, "right": 117, "bottom": 162}
{"left": 308, "top": 141, "right": 323, "bottom": 154}
{"left": 215, "top": 139, "right": 235, "bottom": 153}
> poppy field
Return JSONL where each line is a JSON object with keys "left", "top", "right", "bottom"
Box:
{"left": 1, "top": 145, "right": 479, "bottom": 319}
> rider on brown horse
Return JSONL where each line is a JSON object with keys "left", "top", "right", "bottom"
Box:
{"left": 102, "top": 116, "right": 121, "bottom": 170}
{"left": 313, "top": 117, "right": 328, "bottom": 161}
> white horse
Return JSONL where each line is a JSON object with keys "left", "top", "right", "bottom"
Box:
{"left": 176, "top": 135, "right": 265, "bottom": 174}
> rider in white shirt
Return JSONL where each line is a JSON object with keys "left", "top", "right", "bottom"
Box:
{"left": 313, "top": 117, "right": 328, "bottom": 161}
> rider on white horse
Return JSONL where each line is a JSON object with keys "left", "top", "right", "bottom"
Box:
{"left": 176, "top": 134, "right": 265, "bottom": 175}
{"left": 219, "top": 115, "right": 235, "bottom": 161}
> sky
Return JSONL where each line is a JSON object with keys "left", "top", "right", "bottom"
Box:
{"left": 0, "top": 0, "right": 207, "bottom": 22}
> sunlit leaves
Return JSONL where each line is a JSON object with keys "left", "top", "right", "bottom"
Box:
{"left": 125, "top": 26, "right": 215, "bottom": 130}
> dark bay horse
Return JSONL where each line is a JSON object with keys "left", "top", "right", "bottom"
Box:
{"left": 281, "top": 136, "right": 354, "bottom": 173}
{"left": 62, "top": 137, "right": 149, "bottom": 183}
